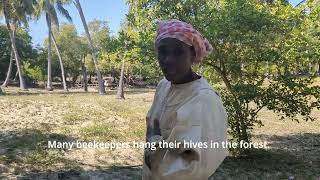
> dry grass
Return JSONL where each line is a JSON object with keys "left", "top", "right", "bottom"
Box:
{"left": 0, "top": 86, "right": 319, "bottom": 180}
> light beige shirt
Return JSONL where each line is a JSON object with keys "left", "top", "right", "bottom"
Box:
{"left": 143, "top": 77, "right": 227, "bottom": 180}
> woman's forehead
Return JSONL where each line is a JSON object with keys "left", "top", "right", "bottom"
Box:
{"left": 158, "top": 38, "right": 190, "bottom": 48}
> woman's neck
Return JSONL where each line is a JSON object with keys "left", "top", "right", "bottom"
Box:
{"left": 172, "top": 70, "right": 200, "bottom": 84}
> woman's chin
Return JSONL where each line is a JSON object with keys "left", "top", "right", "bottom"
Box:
{"left": 164, "top": 74, "right": 176, "bottom": 81}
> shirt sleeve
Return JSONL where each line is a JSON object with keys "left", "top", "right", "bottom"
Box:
{"left": 146, "top": 90, "right": 228, "bottom": 180}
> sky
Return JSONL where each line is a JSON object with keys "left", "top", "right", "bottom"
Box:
{"left": 2, "top": 0, "right": 302, "bottom": 47}
{"left": 29, "top": 0, "right": 129, "bottom": 47}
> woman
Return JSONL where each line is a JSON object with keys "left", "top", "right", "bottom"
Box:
{"left": 143, "top": 19, "right": 227, "bottom": 180}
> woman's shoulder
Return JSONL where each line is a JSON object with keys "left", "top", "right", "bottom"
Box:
{"left": 191, "top": 89, "right": 222, "bottom": 108}
{"left": 151, "top": 78, "right": 170, "bottom": 101}
{"left": 195, "top": 78, "right": 222, "bottom": 101}
{"left": 155, "top": 78, "right": 170, "bottom": 93}
{"left": 157, "top": 78, "right": 169, "bottom": 87}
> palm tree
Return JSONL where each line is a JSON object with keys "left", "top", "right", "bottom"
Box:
{"left": 0, "top": 0, "right": 36, "bottom": 90}
{"left": 116, "top": 56, "right": 125, "bottom": 99}
{"left": 79, "top": 40, "right": 89, "bottom": 92}
{"left": 116, "top": 35, "right": 128, "bottom": 99}
{"left": 36, "top": 0, "right": 72, "bottom": 91}
{"left": 2, "top": 50, "right": 14, "bottom": 87}
{"left": 52, "top": 33, "right": 68, "bottom": 91}
{"left": 81, "top": 55, "right": 88, "bottom": 92}
{"left": 73, "top": 0, "right": 106, "bottom": 95}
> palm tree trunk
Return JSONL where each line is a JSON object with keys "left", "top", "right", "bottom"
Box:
{"left": 10, "top": 30, "right": 27, "bottom": 90}
{"left": 117, "top": 58, "right": 125, "bottom": 99}
{"left": 81, "top": 55, "right": 88, "bottom": 92}
{"left": 13, "top": 70, "right": 18, "bottom": 81}
{"left": 74, "top": 0, "right": 106, "bottom": 95}
{"left": 2, "top": 50, "right": 14, "bottom": 87}
{"left": 3, "top": 5, "right": 27, "bottom": 90}
{"left": 46, "top": 13, "right": 53, "bottom": 91}
{"left": 51, "top": 32, "right": 68, "bottom": 91}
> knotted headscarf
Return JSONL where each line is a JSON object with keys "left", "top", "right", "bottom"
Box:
{"left": 155, "top": 19, "right": 213, "bottom": 64}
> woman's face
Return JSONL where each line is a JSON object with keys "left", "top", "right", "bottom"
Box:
{"left": 156, "top": 38, "right": 195, "bottom": 83}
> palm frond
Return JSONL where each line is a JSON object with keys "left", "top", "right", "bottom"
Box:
{"left": 47, "top": 2, "right": 59, "bottom": 28}
{"left": 1, "top": 0, "right": 37, "bottom": 28}
{"left": 33, "top": 0, "right": 46, "bottom": 19}
{"left": 56, "top": 0, "right": 72, "bottom": 22}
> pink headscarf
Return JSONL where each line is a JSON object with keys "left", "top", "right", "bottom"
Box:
{"left": 155, "top": 19, "right": 213, "bottom": 64}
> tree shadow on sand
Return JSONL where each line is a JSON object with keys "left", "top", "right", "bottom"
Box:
{"left": 1, "top": 130, "right": 319, "bottom": 179}
{"left": 210, "top": 133, "right": 320, "bottom": 180}
{"left": 0, "top": 129, "right": 77, "bottom": 179}
{"left": 15, "top": 165, "right": 142, "bottom": 180}
{"left": 0, "top": 128, "right": 143, "bottom": 180}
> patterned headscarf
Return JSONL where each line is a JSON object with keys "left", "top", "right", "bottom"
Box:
{"left": 155, "top": 19, "right": 213, "bottom": 64}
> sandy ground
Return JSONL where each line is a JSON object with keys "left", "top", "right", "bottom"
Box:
{"left": 0, "top": 87, "right": 319, "bottom": 180}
